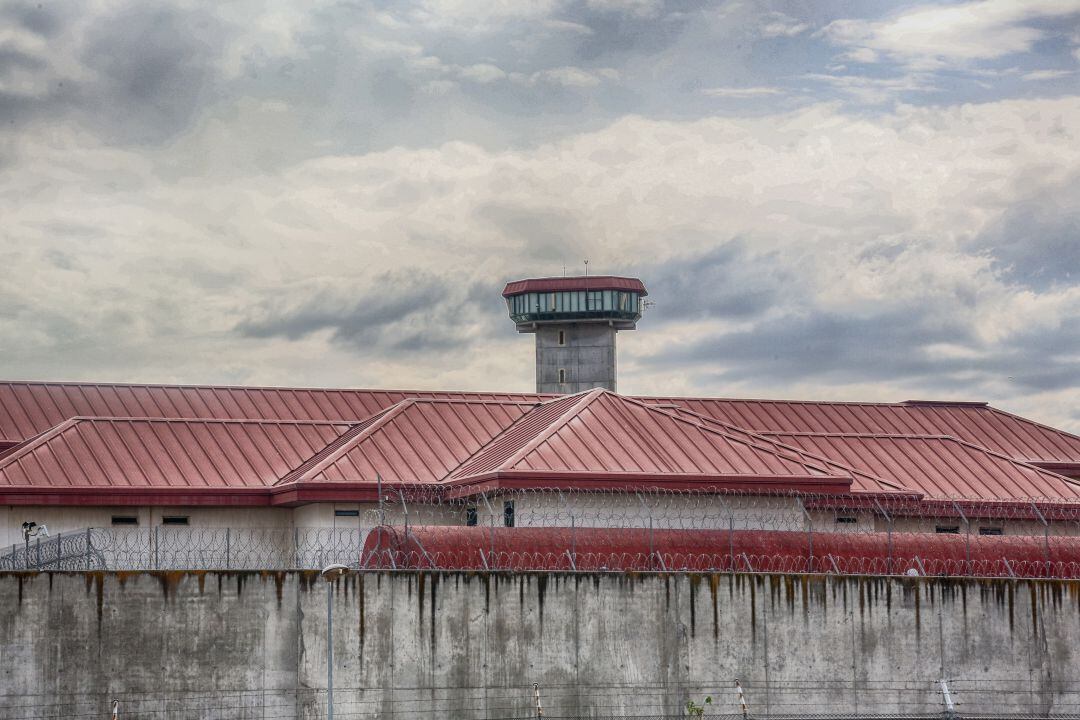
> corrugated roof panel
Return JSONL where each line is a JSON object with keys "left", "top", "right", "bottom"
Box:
{"left": 764, "top": 433, "right": 1080, "bottom": 500}
{"left": 641, "top": 396, "right": 1080, "bottom": 465}
{"left": 281, "top": 399, "right": 534, "bottom": 487}
{"left": 450, "top": 390, "right": 859, "bottom": 488}
{"left": 0, "top": 418, "right": 353, "bottom": 489}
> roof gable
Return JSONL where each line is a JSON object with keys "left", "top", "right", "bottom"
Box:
{"left": 449, "top": 389, "right": 862, "bottom": 491}
{"left": 277, "top": 398, "right": 535, "bottom": 487}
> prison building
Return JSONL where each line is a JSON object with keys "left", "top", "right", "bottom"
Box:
{"left": 1, "top": 275, "right": 1080, "bottom": 548}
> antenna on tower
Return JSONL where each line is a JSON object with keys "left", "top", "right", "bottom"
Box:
{"left": 584, "top": 259, "right": 589, "bottom": 277}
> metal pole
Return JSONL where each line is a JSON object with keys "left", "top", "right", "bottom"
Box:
{"left": 940, "top": 679, "right": 956, "bottom": 719}
{"left": 377, "top": 474, "right": 385, "bottom": 526}
{"left": 735, "top": 678, "right": 749, "bottom": 719}
{"left": 533, "top": 682, "right": 544, "bottom": 717}
{"left": 327, "top": 578, "right": 334, "bottom": 720}
{"left": 1031, "top": 501, "right": 1050, "bottom": 576}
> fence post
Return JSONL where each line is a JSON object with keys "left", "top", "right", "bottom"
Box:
{"left": 716, "top": 494, "right": 733, "bottom": 573}
{"left": 570, "top": 515, "right": 576, "bottom": 570}
{"left": 293, "top": 527, "right": 300, "bottom": 570}
{"left": 873, "top": 498, "right": 893, "bottom": 575}
{"left": 35, "top": 536, "right": 41, "bottom": 570}
{"left": 153, "top": 526, "right": 159, "bottom": 570}
{"left": 85, "top": 528, "right": 92, "bottom": 570}
{"left": 55, "top": 531, "right": 61, "bottom": 569}
{"left": 798, "top": 497, "right": 813, "bottom": 572}
{"left": 226, "top": 528, "right": 231, "bottom": 571}
{"left": 1031, "top": 501, "right": 1050, "bottom": 577}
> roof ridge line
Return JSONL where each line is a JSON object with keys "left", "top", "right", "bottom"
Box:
{"left": 0, "top": 418, "right": 81, "bottom": 471}
{"left": 63, "top": 415, "right": 359, "bottom": 426}
{"left": 496, "top": 389, "right": 606, "bottom": 471}
{"left": 760, "top": 431, "right": 957, "bottom": 439}
{"left": 274, "top": 402, "right": 414, "bottom": 486}
{"left": 619, "top": 395, "right": 853, "bottom": 480}
{"left": 0, "top": 379, "right": 550, "bottom": 398}
{"left": 649, "top": 402, "right": 912, "bottom": 494}
{"left": 450, "top": 390, "right": 602, "bottom": 479}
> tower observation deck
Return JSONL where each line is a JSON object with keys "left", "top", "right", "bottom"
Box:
{"left": 502, "top": 275, "right": 647, "bottom": 393}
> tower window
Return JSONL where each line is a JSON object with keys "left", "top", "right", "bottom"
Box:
{"left": 111, "top": 516, "right": 138, "bottom": 526}
{"left": 161, "top": 516, "right": 189, "bottom": 526}
{"left": 979, "top": 527, "right": 1003, "bottom": 536}
{"left": 466, "top": 507, "right": 478, "bottom": 526}
{"left": 935, "top": 525, "right": 960, "bottom": 534}
{"left": 558, "top": 368, "right": 566, "bottom": 384}
{"left": 334, "top": 509, "right": 360, "bottom": 517}
{"left": 558, "top": 330, "right": 566, "bottom": 346}
{"left": 503, "top": 500, "right": 515, "bottom": 528}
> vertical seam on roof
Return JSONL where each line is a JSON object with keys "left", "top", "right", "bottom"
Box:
{"left": 197, "top": 420, "right": 247, "bottom": 485}
{"left": 93, "top": 420, "right": 139, "bottom": 487}
{"left": 606, "top": 396, "right": 686, "bottom": 473}
{"left": 104, "top": 416, "right": 153, "bottom": 483}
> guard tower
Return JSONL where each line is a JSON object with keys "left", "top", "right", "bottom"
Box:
{"left": 502, "top": 275, "right": 647, "bottom": 393}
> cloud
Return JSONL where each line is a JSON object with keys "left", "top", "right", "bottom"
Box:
{"left": 1021, "top": 69, "right": 1076, "bottom": 81}
{"left": 759, "top": 11, "right": 810, "bottom": 39}
{"left": 802, "top": 72, "right": 937, "bottom": 104}
{"left": 701, "top": 86, "right": 784, "bottom": 98}
{"left": 1, "top": 0, "right": 1080, "bottom": 434}
{"left": 530, "top": 66, "right": 619, "bottom": 87}
{"left": 822, "top": 0, "right": 1080, "bottom": 69}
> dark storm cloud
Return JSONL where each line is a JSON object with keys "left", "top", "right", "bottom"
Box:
{"left": 651, "top": 301, "right": 1080, "bottom": 395}
{"left": 235, "top": 271, "right": 506, "bottom": 356}
{"left": 476, "top": 203, "right": 589, "bottom": 262}
{"left": 78, "top": 4, "right": 225, "bottom": 144}
{"left": 2, "top": 1, "right": 63, "bottom": 37}
{"left": 0, "top": 2, "right": 226, "bottom": 143}
{"left": 641, "top": 240, "right": 788, "bottom": 322}
{"left": 972, "top": 198, "right": 1080, "bottom": 289}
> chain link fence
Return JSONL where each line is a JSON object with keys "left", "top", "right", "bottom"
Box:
{"left": 3, "top": 488, "right": 1080, "bottom": 575}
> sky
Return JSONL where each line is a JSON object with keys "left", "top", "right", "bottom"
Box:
{"left": 1, "top": 0, "right": 1079, "bottom": 431}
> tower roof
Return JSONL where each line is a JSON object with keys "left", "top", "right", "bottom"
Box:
{"left": 502, "top": 275, "right": 647, "bottom": 297}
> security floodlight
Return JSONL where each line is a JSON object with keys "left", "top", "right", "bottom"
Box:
{"left": 320, "top": 563, "right": 350, "bottom": 580}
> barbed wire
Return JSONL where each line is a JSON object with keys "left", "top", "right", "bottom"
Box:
{"left": 3, "top": 488, "right": 1079, "bottom": 576}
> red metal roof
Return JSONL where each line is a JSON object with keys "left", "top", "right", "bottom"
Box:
{"left": 0, "top": 381, "right": 542, "bottom": 444}
{"left": 278, "top": 398, "right": 534, "bottom": 487}
{"left": 643, "top": 396, "right": 1080, "bottom": 469}
{"left": 447, "top": 389, "right": 868, "bottom": 492}
{"left": 763, "top": 432, "right": 1080, "bottom": 501}
{"left": 0, "top": 417, "right": 353, "bottom": 498}
{"left": 5, "top": 382, "right": 1079, "bottom": 471}
{"left": 501, "top": 276, "right": 648, "bottom": 297}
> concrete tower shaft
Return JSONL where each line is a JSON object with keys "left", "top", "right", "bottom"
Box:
{"left": 502, "top": 276, "right": 647, "bottom": 394}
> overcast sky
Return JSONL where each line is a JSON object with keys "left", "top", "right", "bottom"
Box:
{"left": 1, "top": 0, "right": 1079, "bottom": 430}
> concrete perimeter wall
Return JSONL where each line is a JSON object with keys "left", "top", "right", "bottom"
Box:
{"left": 1, "top": 571, "right": 1079, "bottom": 719}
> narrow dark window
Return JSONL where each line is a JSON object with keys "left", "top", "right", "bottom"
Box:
{"left": 161, "top": 516, "right": 189, "bottom": 526}
{"left": 558, "top": 368, "right": 566, "bottom": 384}
{"left": 835, "top": 516, "right": 857, "bottom": 524}
{"left": 111, "top": 516, "right": 138, "bottom": 526}
{"left": 935, "top": 525, "right": 960, "bottom": 534}
{"left": 334, "top": 509, "right": 360, "bottom": 517}
{"left": 558, "top": 330, "right": 566, "bottom": 346}
{"left": 979, "top": 527, "right": 1003, "bottom": 536}
{"left": 466, "top": 507, "right": 478, "bottom": 526}
{"left": 503, "top": 500, "right": 515, "bottom": 528}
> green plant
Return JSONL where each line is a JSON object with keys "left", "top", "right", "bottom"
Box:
{"left": 686, "top": 696, "right": 712, "bottom": 716}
